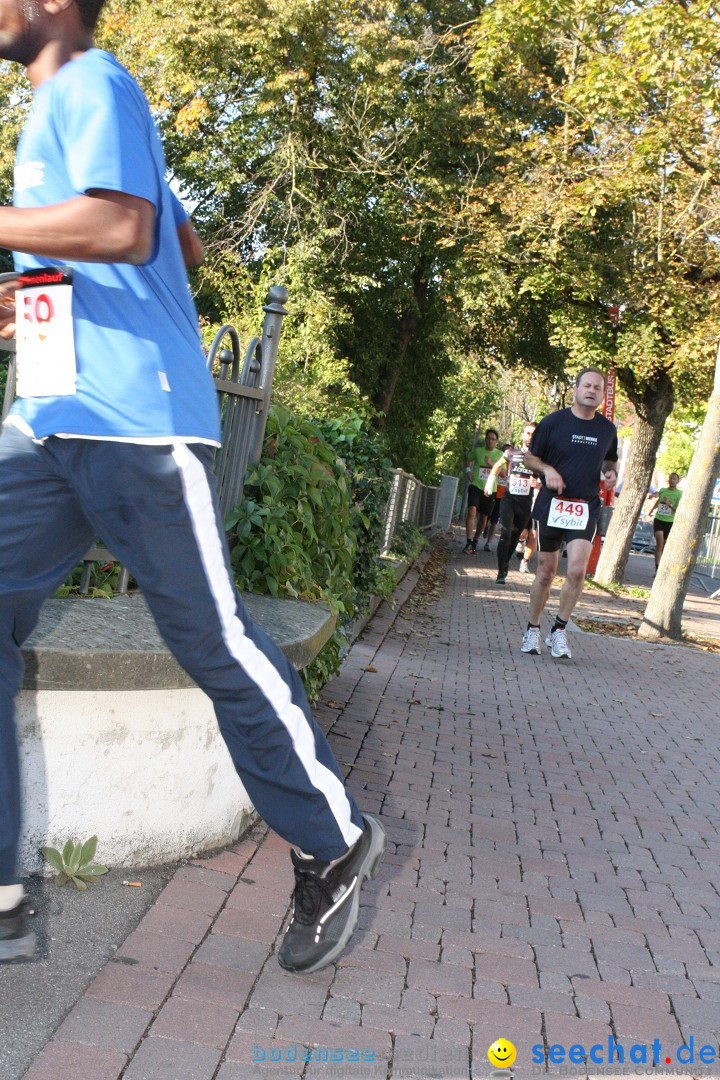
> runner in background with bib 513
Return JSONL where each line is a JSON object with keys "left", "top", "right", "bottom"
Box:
{"left": 484, "top": 422, "right": 538, "bottom": 585}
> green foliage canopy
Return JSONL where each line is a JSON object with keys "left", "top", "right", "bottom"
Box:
{"left": 467, "top": 0, "right": 720, "bottom": 406}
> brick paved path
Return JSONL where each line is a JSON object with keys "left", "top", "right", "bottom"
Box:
{"left": 25, "top": 542, "right": 720, "bottom": 1080}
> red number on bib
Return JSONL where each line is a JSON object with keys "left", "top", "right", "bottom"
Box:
{"left": 23, "top": 292, "right": 54, "bottom": 325}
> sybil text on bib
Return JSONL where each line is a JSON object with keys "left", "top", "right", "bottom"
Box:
{"left": 548, "top": 497, "right": 589, "bottom": 531}
{"left": 508, "top": 473, "right": 532, "bottom": 497}
{"left": 15, "top": 267, "right": 76, "bottom": 398}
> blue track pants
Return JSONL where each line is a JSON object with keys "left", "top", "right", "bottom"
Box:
{"left": 0, "top": 428, "right": 363, "bottom": 884}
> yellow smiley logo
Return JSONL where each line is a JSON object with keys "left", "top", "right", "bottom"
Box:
{"left": 488, "top": 1039, "right": 517, "bottom": 1068}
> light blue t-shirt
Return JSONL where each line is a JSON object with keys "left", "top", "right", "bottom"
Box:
{"left": 11, "top": 49, "right": 220, "bottom": 443}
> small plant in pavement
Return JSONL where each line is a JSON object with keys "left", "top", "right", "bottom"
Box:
{"left": 40, "top": 836, "right": 109, "bottom": 890}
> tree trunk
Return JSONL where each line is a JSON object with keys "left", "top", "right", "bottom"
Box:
{"left": 594, "top": 370, "right": 674, "bottom": 584}
{"left": 375, "top": 305, "right": 418, "bottom": 422}
{"left": 374, "top": 263, "right": 430, "bottom": 426}
{"left": 639, "top": 386, "right": 720, "bottom": 641}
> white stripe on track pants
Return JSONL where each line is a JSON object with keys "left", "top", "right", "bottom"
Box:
{"left": 0, "top": 429, "right": 363, "bottom": 884}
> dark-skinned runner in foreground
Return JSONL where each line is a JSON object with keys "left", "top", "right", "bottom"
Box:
{"left": 0, "top": 0, "right": 385, "bottom": 972}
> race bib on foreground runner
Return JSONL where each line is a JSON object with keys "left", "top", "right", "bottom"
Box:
{"left": 548, "top": 497, "right": 589, "bottom": 531}
{"left": 15, "top": 267, "right": 76, "bottom": 398}
{"left": 509, "top": 474, "right": 532, "bottom": 497}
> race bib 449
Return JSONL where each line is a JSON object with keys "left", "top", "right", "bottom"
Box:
{"left": 548, "top": 497, "right": 589, "bottom": 531}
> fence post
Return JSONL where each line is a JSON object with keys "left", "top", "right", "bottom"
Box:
{"left": 248, "top": 286, "right": 289, "bottom": 467}
{"left": 382, "top": 470, "right": 402, "bottom": 553}
{"left": 435, "top": 476, "right": 459, "bottom": 530}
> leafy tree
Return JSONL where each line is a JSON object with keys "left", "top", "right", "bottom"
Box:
{"left": 466, "top": 0, "right": 720, "bottom": 582}
{"left": 424, "top": 352, "right": 502, "bottom": 481}
{"left": 656, "top": 405, "right": 705, "bottom": 481}
{"left": 640, "top": 357, "right": 720, "bottom": 640}
{"left": 97, "top": 0, "right": 491, "bottom": 478}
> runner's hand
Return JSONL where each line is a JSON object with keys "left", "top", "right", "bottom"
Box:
{"left": 543, "top": 465, "right": 565, "bottom": 494}
{"left": 0, "top": 278, "right": 19, "bottom": 339}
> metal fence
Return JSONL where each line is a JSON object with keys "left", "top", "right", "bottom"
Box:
{"left": 208, "top": 286, "right": 288, "bottom": 521}
{"left": 695, "top": 508, "right": 720, "bottom": 599}
{"left": 381, "top": 469, "right": 457, "bottom": 554}
{"left": 85, "top": 287, "right": 289, "bottom": 591}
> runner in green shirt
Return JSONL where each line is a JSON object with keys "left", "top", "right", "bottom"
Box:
{"left": 648, "top": 472, "right": 682, "bottom": 572}
{"left": 463, "top": 429, "right": 505, "bottom": 553}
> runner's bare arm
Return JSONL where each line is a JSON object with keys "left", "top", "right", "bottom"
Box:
{"left": 0, "top": 191, "right": 155, "bottom": 267}
{"left": 0, "top": 280, "right": 18, "bottom": 338}
{"left": 523, "top": 451, "right": 565, "bottom": 494}
{"left": 484, "top": 455, "right": 507, "bottom": 497}
{"left": 176, "top": 218, "right": 204, "bottom": 268}
{"left": 602, "top": 464, "right": 618, "bottom": 490}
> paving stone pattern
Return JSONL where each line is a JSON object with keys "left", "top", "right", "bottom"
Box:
{"left": 24, "top": 542, "right": 720, "bottom": 1080}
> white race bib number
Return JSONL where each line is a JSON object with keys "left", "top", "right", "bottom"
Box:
{"left": 509, "top": 474, "right": 532, "bottom": 497}
{"left": 15, "top": 267, "right": 76, "bottom": 398}
{"left": 477, "top": 468, "right": 491, "bottom": 482}
{"left": 548, "top": 497, "right": 589, "bottom": 531}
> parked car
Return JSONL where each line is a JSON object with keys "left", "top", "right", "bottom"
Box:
{"left": 631, "top": 519, "right": 656, "bottom": 553}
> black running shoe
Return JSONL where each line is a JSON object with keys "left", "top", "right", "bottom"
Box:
{"left": 0, "top": 897, "right": 35, "bottom": 963}
{"left": 277, "top": 814, "right": 387, "bottom": 974}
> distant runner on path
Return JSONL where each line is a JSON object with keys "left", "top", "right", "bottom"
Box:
{"left": 520, "top": 369, "right": 618, "bottom": 660}
{"left": 648, "top": 472, "right": 682, "bottom": 574}
{"left": 480, "top": 442, "right": 512, "bottom": 553}
{"left": 485, "top": 423, "right": 538, "bottom": 584}
{"left": 463, "top": 428, "right": 503, "bottom": 554}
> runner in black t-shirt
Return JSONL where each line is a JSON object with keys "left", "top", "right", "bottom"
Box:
{"left": 485, "top": 422, "right": 539, "bottom": 583}
{"left": 520, "top": 369, "right": 618, "bottom": 659}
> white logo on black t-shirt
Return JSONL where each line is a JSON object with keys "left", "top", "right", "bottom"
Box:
{"left": 571, "top": 434, "right": 598, "bottom": 446}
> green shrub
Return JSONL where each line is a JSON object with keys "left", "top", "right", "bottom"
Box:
{"left": 54, "top": 559, "right": 127, "bottom": 598}
{"left": 316, "top": 411, "right": 392, "bottom": 618}
{"left": 227, "top": 405, "right": 356, "bottom": 616}
{"left": 227, "top": 406, "right": 394, "bottom": 698}
{"left": 389, "top": 520, "right": 428, "bottom": 562}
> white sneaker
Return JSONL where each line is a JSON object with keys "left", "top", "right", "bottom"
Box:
{"left": 546, "top": 628, "right": 571, "bottom": 659}
{"left": 521, "top": 627, "right": 541, "bottom": 654}
{"left": 519, "top": 559, "right": 529, "bottom": 574}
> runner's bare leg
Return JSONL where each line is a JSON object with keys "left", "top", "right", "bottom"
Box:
{"left": 556, "top": 538, "right": 593, "bottom": 622}
{"left": 529, "top": 549, "right": 559, "bottom": 624}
